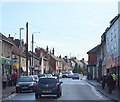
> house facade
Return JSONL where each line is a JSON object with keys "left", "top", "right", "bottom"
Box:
{"left": 1, "top": 33, "right": 13, "bottom": 75}
{"left": 87, "top": 45, "right": 99, "bottom": 79}
{"left": 105, "top": 14, "right": 120, "bottom": 74}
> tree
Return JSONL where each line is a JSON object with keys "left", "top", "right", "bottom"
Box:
{"left": 73, "top": 63, "right": 78, "bottom": 73}
{"left": 73, "top": 64, "right": 83, "bottom": 74}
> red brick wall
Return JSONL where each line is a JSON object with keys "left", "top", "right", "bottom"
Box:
{"left": 88, "top": 54, "right": 97, "bottom": 64}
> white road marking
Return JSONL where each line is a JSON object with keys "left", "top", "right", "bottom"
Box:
{"left": 84, "top": 81, "right": 104, "bottom": 99}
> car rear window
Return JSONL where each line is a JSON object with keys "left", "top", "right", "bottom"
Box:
{"left": 39, "top": 78, "right": 57, "bottom": 84}
{"left": 19, "top": 77, "right": 33, "bottom": 82}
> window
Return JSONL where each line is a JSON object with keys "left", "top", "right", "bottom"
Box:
{"left": 39, "top": 78, "right": 57, "bottom": 84}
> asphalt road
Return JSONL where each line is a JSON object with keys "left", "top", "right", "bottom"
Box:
{"left": 3, "top": 77, "right": 112, "bottom": 101}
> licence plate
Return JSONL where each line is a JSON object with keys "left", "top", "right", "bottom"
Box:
{"left": 43, "top": 90, "right": 52, "bottom": 93}
{"left": 22, "top": 87, "right": 28, "bottom": 89}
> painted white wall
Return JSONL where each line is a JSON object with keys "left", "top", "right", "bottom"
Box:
{"left": 106, "top": 17, "right": 119, "bottom": 58}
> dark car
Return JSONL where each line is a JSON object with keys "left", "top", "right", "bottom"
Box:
{"left": 38, "top": 74, "right": 46, "bottom": 78}
{"left": 16, "top": 76, "right": 36, "bottom": 93}
{"left": 72, "top": 73, "right": 79, "bottom": 79}
{"left": 34, "top": 76, "right": 63, "bottom": 99}
{"left": 45, "top": 74, "right": 53, "bottom": 77}
{"left": 62, "top": 72, "right": 68, "bottom": 78}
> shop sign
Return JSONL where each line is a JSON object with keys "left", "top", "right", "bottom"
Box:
{"left": 2, "top": 58, "right": 12, "bottom": 65}
{"left": 12, "top": 59, "right": 19, "bottom": 69}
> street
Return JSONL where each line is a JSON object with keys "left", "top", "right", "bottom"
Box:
{"left": 3, "top": 76, "right": 112, "bottom": 101}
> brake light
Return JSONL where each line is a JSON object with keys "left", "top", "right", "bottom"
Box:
{"left": 54, "top": 83, "right": 59, "bottom": 88}
{"left": 35, "top": 83, "right": 40, "bottom": 88}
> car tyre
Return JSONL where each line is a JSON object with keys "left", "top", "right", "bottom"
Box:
{"left": 39, "top": 95, "right": 42, "bottom": 98}
{"left": 33, "top": 88, "right": 35, "bottom": 92}
{"left": 57, "top": 92, "right": 61, "bottom": 98}
{"left": 60, "top": 91, "right": 62, "bottom": 96}
{"left": 35, "top": 94, "right": 39, "bottom": 99}
{"left": 16, "top": 90, "right": 19, "bottom": 93}
{"left": 19, "top": 90, "right": 21, "bottom": 93}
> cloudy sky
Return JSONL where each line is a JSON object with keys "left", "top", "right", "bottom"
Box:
{"left": 0, "top": 0, "right": 119, "bottom": 60}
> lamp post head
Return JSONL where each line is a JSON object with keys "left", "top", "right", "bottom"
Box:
{"left": 20, "top": 28, "right": 24, "bottom": 30}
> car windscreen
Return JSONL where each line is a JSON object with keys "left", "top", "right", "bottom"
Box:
{"left": 19, "top": 77, "right": 33, "bottom": 82}
{"left": 74, "top": 74, "right": 79, "bottom": 76}
{"left": 33, "top": 76, "right": 38, "bottom": 79}
{"left": 39, "top": 78, "right": 57, "bottom": 84}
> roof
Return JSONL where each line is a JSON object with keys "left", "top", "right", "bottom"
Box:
{"left": 0, "top": 33, "right": 13, "bottom": 45}
{"left": 28, "top": 51, "right": 40, "bottom": 60}
{"left": 80, "top": 60, "right": 88, "bottom": 65}
{"left": 87, "top": 45, "right": 100, "bottom": 54}
{"left": 49, "top": 54, "right": 61, "bottom": 61}
{"left": 104, "top": 14, "right": 120, "bottom": 35}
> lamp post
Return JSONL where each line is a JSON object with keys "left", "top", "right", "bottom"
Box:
{"left": 19, "top": 27, "right": 24, "bottom": 77}
{"left": 31, "top": 32, "right": 40, "bottom": 75}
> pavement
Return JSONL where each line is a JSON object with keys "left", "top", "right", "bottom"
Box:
{"left": 2, "top": 85, "right": 15, "bottom": 99}
{"left": 85, "top": 79, "right": 119, "bottom": 102}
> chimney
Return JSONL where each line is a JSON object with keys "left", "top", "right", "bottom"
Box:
{"left": 46, "top": 45, "right": 49, "bottom": 53}
{"left": 82, "top": 58, "right": 84, "bottom": 61}
{"left": 21, "top": 39, "right": 24, "bottom": 45}
{"left": 52, "top": 48, "right": 54, "bottom": 55}
{"left": 9, "top": 34, "right": 10, "bottom": 37}
{"left": 8, "top": 34, "right": 14, "bottom": 41}
{"left": 59, "top": 55, "right": 61, "bottom": 58}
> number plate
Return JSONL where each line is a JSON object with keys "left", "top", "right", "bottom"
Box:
{"left": 43, "top": 90, "right": 52, "bottom": 93}
{"left": 22, "top": 87, "right": 28, "bottom": 89}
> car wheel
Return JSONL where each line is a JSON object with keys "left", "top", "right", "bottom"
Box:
{"left": 39, "top": 95, "right": 42, "bottom": 98}
{"left": 33, "top": 88, "right": 35, "bottom": 92}
{"left": 60, "top": 91, "right": 62, "bottom": 96}
{"left": 57, "top": 92, "right": 61, "bottom": 98}
{"left": 16, "top": 90, "right": 19, "bottom": 93}
{"left": 35, "top": 94, "right": 39, "bottom": 99}
{"left": 19, "top": 90, "right": 21, "bottom": 93}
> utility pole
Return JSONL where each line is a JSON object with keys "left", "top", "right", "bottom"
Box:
{"left": 31, "top": 32, "right": 40, "bottom": 75}
{"left": 26, "top": 22, "right": 28, "bottom": 76}
{"left": 32, "top": 34, "right": 34, "bottom": 75}
{"left": 19, "top": 28, "right": 24, "bottom": 77}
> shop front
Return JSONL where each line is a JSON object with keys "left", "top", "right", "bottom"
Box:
{"left": 2, "top": 58, "right": 12, "bottom": 75}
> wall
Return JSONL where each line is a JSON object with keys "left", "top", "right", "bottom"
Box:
{"left": 106, "top": 17, "right": 119, "bottom": 68}
{"left": 88, "top": 54, "right": 97, "bottom": 64}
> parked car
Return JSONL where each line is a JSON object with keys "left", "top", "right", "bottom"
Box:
{"left": 68, "top": 73, "right": 74, "bottom": 78}
{"left": 34, "top": 76, "right": 63, "bottom": 99}
{"left": 72, "top": 73, "right": 79, "bottom": 79}
{"left": 38, "top": 74, "right": 46, "bottom": 78}
{"left": 30, "top": 75, "right": 39, "bottom": 82}
{"left": 45, "top": 74, "right": 53, "bottom": 77}
{"left": 53, "top": 73, "right": 62, "bottom": 79}
{"left": 62, "top": 72, "right": 68, "bottom": 78}
{"left": 16, "top": 76, "right": 36, "bottom": 93}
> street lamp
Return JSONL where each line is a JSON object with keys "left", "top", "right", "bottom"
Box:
{"left": 19, "top": 27, "right": 24, "bottom": 77}
{"left": 31, "top": 32, "right": 40, "bottom": 75}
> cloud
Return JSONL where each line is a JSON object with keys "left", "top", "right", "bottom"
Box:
{"left": 35, "top": 40, "right": 64, "bottom": 47}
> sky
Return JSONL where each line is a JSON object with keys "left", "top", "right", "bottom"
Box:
{"left": 0, "top": 0, "right": 119, "bottom": 61}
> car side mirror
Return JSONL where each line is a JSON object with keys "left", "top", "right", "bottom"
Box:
{"left": 59, "top": 81, "right": 63, "bottom": 84}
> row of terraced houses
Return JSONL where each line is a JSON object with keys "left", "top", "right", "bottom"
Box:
{"left": 87, "top": 14, "right": 120, "bottom": 81}
{"left": 0, "top": 33, "right": 87, "bottom": 77}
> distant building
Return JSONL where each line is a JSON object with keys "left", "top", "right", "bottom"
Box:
{"left": 87, "top": 45, "right": 99, "bottom": 79}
